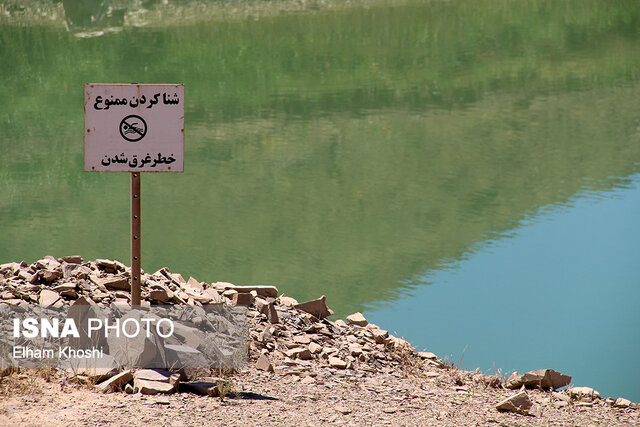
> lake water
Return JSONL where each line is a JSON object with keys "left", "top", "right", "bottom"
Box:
{"left": 1, "top": 0, "right": 639, "bottom": 401}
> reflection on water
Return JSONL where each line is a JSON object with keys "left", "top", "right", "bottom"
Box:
{"left": 62, "top": 0, "right": 109, "bottom": 28}
{"left": 1, "top": 0, "right": 639, "bottom": 400}
{"left": 61, "top": 0, "right": 128, "bottom": 38}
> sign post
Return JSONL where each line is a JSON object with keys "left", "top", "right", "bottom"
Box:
{"left": 131, "top": 172, "right": 141, "bottom": 305}
{"left": 84, "top": 84, "right": 184, "bottom": 305}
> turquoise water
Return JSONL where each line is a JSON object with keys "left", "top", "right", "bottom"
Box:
{"left": 367, "top": 176, "right": 640, "bottom": 401}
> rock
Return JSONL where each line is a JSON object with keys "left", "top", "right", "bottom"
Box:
{"left": 181, "top": 381, "right": 220, "bottom": 397}
{"left": 132, "top": 371, "right": 178, "bottom": 391}
{"left": 169, "top": 373, "right": 181, "bottom": 389}
{"left": 92, "top": 274, "right": 130, "bottom": 291}
{"left": 95, "top": 370, "right": 133, "bottom": 393}
{"left": 60, "top": 255, "right": 83, "bottom": 264}
{"left": 286, "top": 348, "right": 312, "bottom": 360}
{"left": 258, "top": 327, "right": 273, "bottom": 343}
{"left": 168, "top": 272, "right": 186, "bottom": 285}
{"left": 171, "top": 322, "right": 206, "bottom": 350}
{"left": 552, "top": 391, "right": 570, "bottom": 403}
{"left": 134, "top": 378, "right": 176, "bottom": 395}
{"left": 568, "top": 386, "right": 601, "bottom": 402}
{"left": 61, "top": 289, "right": 78, "bottom": 299}
{"left": 348, "top": 343, "right": 363, "bottom": 356}
{"left": 134, "top": 369, "right": 175, "bottom": 383}
{"left": 53, "top": 282, "right": 77, "bottom": 298}
{"left": 293, "top": 335, "right": 311, "bottom": 345}
{"left": 505, "top": 372, "right": 522, "bottom": 389}
{"left": 114, "top": 291, "right": 131, "bottom": 299}
{"left": 39, "top": 289, "right": 60, "bottom": 307}
{"left": 95, "top": 259, "right": 118, "bottom": 273}
{"left": 328, "top": 356, "right": 347, "bottom": 369}
{"left": 254, "top": 297, "right": 267, "bottom": 310}
{"left": 279, "top": 294, "right": 299, "bottom": 307}
{"left": 18, "top": 270, "right": 34, "bottom": 282}
{"left": 41, "top": 269, "right": 63, "bottom": 283}
{"left": 185, "top": 277, "right": 204, "bottom": 292}
{"left": 155, "top": 395, "right": 171, "bottom": 405}
{"left": 367, "top": 329, "right": 387, "bottom": 345}
{"left": 505, "top": 369, "right": 571, "bottom": 391}
{"left": 149, "top": 288, "right": 173, "bottom": 303}
{"left": 232, "top": 292, "right": 254, "bottom": 306}
{"left": 213, "top": 283, "right": 278, "bottom": 299}
{"left": 322, "top": 347, "right": 339, "bottom": 356}
{"left": 496, "top": 390, "right": 533, "bottom": 415}
{"left": 107, "top": 312, "right": 163, "bottom": 367}
{"left": 308, "top": 342, "right": 323, "bottom": 354}
{"left": 222, "top": 289, "right": 237, "bottom": 301}
{"left": 294, "top": 295, "right": 334, "bottom": 319}
{"left": 153, "top": 267, "right": 172, "bottom": 280}
{"left": 281, "top": 340, "right": 299, "bottom": 349}
{"left": 574, "top": 401, "right": 593, "bottom": 407}
{"left": 389, "top": 336, "right": 414, "bottom": 352}
{"left": 164, "top": 344, "right": 209, "bottom": 368}
{"left": 417, "top": 351, "right": 438, "bottom": 360}
{"left": 256, "top": 354, "right": 274, "bottom": 372}
{"left": 334, "top": 319, "right": 347, "bottom": 328}
{"left": 53, "top": 282, "right": 76, "bottom": 291}
{"left": 335, "top": 405, "right": 352, "bottom": 415}
{"left": 265, "top": 302, "right": 280, "bottom": 324}
{"left": 382, "top": 407, "right": 397, "bottom": 414}
{"left": 254, "top": 298, "right": 280, "bottom": 323}
{"left": 67, "top": 295, "right": 109, "bottom": 350}
{"left": 471, "top": 373, "right": 500, "bottom": 388}
{"left": 346, "top": 312, "right": 368, "bottom": 327}
{"left": 614, "top": 397, "right": 631, "bottom": 408}
{"left": 300, "top": 376, "right": 315, "bottom": 385}
{"left": 36, "top": 256, "right": 61, "bottom": 271}
{"left": 0, "top": 262, "right": 20, "bottom": 275}
{"left": 201, "top": 288, "right": 225, "bottom": 303}
{"left": 63, "top": 263, "right": 90, "bottom": 279}
{"left": 124, "top": 383, "right": 134, "bottom": 394}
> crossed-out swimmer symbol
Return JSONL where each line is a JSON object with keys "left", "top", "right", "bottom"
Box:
{"left": 119, "top": 115, "right": 147, "bottom": 142}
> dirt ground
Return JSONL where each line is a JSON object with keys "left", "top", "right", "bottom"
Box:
{"left": 1, "top": 362, "right": 638, "bottom": 427}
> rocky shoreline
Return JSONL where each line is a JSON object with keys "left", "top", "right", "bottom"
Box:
{"left": 1, "top": 255, "right": 638, "bottom": 426}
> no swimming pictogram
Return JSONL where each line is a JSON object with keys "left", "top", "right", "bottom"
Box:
{"left": 119, "top": 115, "right": 147, "bottom": 142}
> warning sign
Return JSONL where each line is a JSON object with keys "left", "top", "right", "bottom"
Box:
{"left": 84, "top": 84, "right": 184, "bottom": 172}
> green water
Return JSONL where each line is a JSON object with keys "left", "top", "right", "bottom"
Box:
{"left": 1, "top": 0, "right": 639, "bottom": 400}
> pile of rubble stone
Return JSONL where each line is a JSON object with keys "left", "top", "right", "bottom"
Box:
{"left": 0, "top": 256, "right": 434, "bottom": 388}
{"left": 1, "top": 256, "right": 637, "bottom": 414}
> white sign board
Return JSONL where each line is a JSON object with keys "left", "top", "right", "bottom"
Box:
{"left": 84, "top": 84, "right": 184, "bottom": 172}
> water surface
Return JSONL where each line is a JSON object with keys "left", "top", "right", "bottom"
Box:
{"left": 1, "top": 0, "right": 639, "bottom": 400}
{"left": 367, "top": 176, "right": 640, "bottom": 401}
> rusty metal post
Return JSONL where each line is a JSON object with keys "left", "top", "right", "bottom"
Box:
{"left": 131, "top": 172, "right": 141, "bottom": 306}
